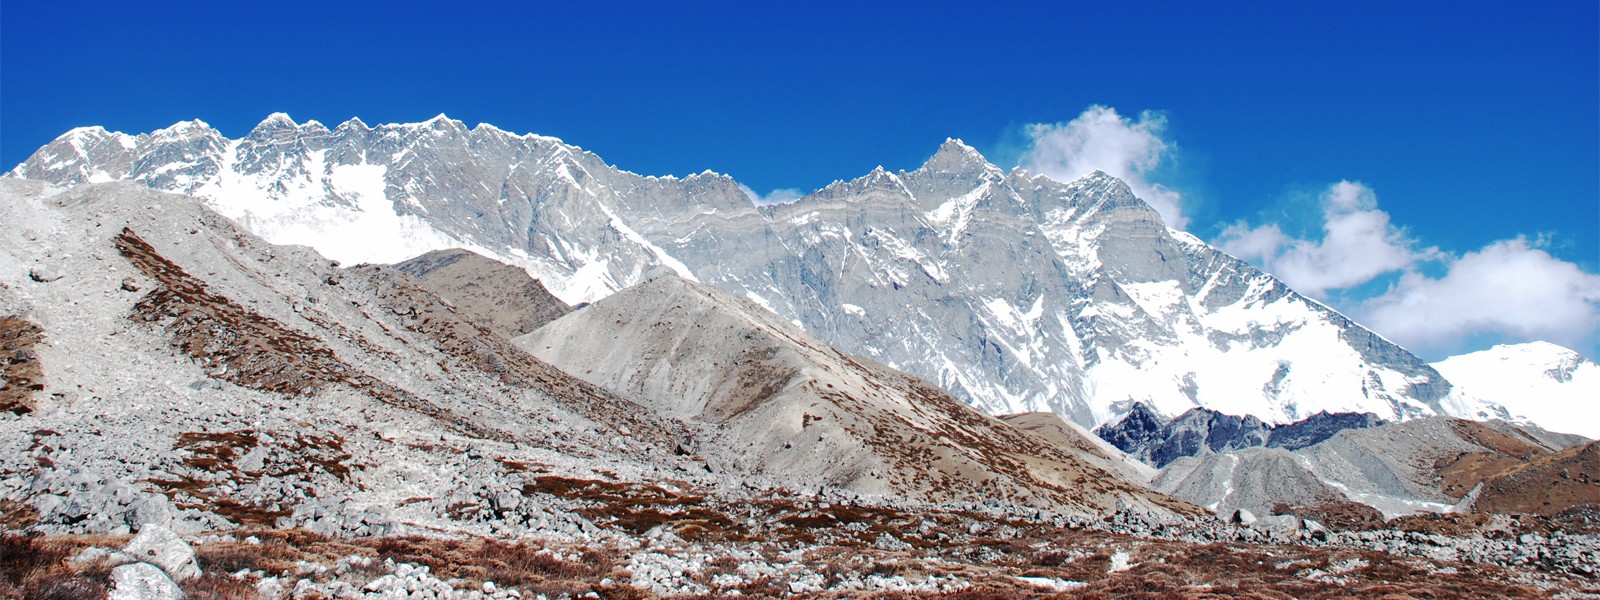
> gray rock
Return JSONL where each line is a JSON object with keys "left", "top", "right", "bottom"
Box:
{"left": 1250, "top": 514, "right": 1302, "bottom": 535}
{"left": 108, "top": 562, "right": 186, "bottom": 600}
{"left": 30, "top": 493, "right": 64, "bottom": 519}
{"left": 29, "top": 265, "right": 62, "bottom": 282}
{"left": 122, "top": 524, "right": 200, "bottom": 581}
{"left": 71, "top": 546, "right": 136, "bottom": 567}
{"left": 125, "top": 495, "right": 174, "bottom": 530}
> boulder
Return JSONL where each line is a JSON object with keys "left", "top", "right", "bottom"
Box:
{"left": 1249, "top": 514, "right": 1303, "bottom": 535}
{"left": 108, "top": 562, "right": 185, "bottom": 600}
{"left": 122, "top": 524, "right": 200, "bottom": 581}
{"left": 28, "top": 265, "right": 62, "bottom": 282}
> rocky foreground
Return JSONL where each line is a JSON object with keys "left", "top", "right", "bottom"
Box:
{"left": 4, "top": 493, "right": 1599, "bottom": 599}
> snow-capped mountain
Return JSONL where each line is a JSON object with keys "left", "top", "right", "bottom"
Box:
{"left": 8, "top": 114, "right": 1486, "bottom": 428}
{"left": 1433, "top": 342, "right": 1600, "bottom": 438}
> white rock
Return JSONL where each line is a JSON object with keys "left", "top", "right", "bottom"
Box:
{"left": 29, "top": 265, "right": 62, "bottom": 282}
{"left": 122, "top": 523, "right": 200, "bottom": 581}
{"left": 254, "top": 576, "right": 285, "bottom": 599}
{"left": 108, "top": 562, "right": 186, "bottom": 600}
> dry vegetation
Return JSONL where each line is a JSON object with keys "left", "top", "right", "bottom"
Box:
{"left": 1474, "top": 441, "right": 1600, "bottom": 520}
{"left": 0, "top": 316, "right": 44, "bottom": 416}
{"left": 115, "top": 227, "right": 494, "bottom": 443}
{"left": 1272, "top": 502, "right": 1388, "bottom": 533}
{"left": 147, "top": 429, "right": 352, "bottom": 527}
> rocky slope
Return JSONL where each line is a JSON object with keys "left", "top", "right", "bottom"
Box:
{"left": 1153, "top": 416, "right": 1590, "bottom": 519}
{"left": 0, "top": 179, "right": 709, "bottom": 541}
{"left": 997, "top": 412, "right": 1157, "bottom": 485}
{"left": 1467, "top": 439, "right": 1600, "bottom": 516}
{"left": 514, "top": 275, "right": 1193, "bottom": 515}
{"left": 393, "top": 248, "right": 571, "bottom": 337}
{"left": 8, "top": 115, "right": 1484, "bottom": 431}
{"left": 1434, "top": 341, "right": 1600, "bottom": 438}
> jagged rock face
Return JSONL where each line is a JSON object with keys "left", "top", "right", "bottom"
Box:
{"left": 1096, "top": 404, "right": 1386, "bottom": 467}
{"left": 1093, "top": 403, "right": 1166, "bottom": 460}
{"left": 9, "top": 115, "right": 1470, "bottom": 429}
{"left": 1267, "top": 411, "right": 1387, "bottom": 451}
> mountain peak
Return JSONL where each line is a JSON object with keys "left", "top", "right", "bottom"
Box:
{"left": 425, "top": 113, "right": 460, "bottom": 126}
{"left": 151, "top": 119, "right": 216, "bottom": 140}
{"left": 263, "top": 112, "right": 296, "bottom": 126}
{"left": 1433, "top": 341, "right": 1600, "bottom": 438}
{"left": 62, "top": 125, "right": 111, "bottom": 138}
{"left": 1498, "top": 340, "right": 1589, "bottom": 361}
{"left": 247, "top": 113, "right": 305, "bottom": 139}
{"left": 336, "top": 117, "right": 370, "bottom": 132}
{"left": 922, "top": 138, "right": 991, "bottom": 171}
{"left": 940, "top": 137, "right": 978, "bottom": 153}
{"left": 1065, "top": 169, "right": 1137, "bottom": 197}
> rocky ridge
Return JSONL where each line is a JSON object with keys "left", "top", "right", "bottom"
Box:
{"left": 1096, "top": 402, "right": 1387, "bottom": 467}
{"left": 393, "top": 248, "right": 571, "bottom": 338}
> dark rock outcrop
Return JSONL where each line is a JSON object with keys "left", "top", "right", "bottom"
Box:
{"left": 1097, "top": 403, "right": 1386, "bottom": 467}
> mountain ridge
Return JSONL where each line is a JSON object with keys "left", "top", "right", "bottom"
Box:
{"left": 8, "top": 114, "right": 1491, "bottom": 432}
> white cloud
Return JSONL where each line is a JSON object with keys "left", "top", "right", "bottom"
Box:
{"left": 1019, "top": 105, "right": 1188, "bottom": 229}
{"left": 1215, "top": 181, "right": 1600, "bottom": 357}
{"left": 1217, "top": 181, "right": 1437, "bottom": 297}
{"left": 739, "top": 184, "right": 804, "bottom": 206}
{"left": 1357, "top": 237, "right": 1600, "bottom": 355}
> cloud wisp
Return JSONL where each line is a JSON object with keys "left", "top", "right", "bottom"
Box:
{"left": 739, "top": 184, "right": 805, "bottom": 206}
{"left": 1216, "top": 181, "right": 1600, "bottom": 357}
{"left": 1019, "top": 105, "right": 1188, "bottom": 229}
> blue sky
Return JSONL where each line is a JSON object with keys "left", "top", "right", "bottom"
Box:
{"left": 3, "top": 1, "right": 1597, "bottom": 359}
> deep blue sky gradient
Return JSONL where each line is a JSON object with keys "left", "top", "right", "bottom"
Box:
{"left": 4, "top": 1, "right": 1597, "bottom": 309}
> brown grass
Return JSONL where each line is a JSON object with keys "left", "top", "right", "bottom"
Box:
{"left": 0, "top": 316, "right": 44, "bottom": 416}
{"left": 362, "top": 535, "right": 613, "bottom": 593}
{"left": 0, "top": 534, "right": 107, "bottom": 600}
{"left": 1473, "top": 441, "right": 1600, "bottom": 518}
{"left": 179, "top": 573, "right": 258, "bottom": 600}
